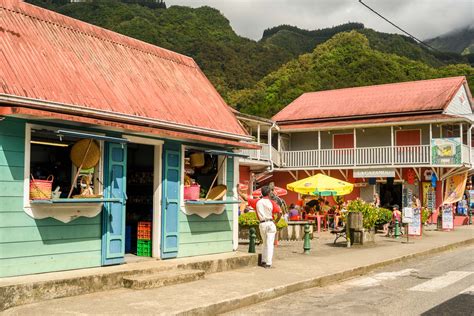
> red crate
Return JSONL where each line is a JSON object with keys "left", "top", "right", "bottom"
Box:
{"left": 138, "top": 221, "right": 151, "bottom": 231}
{"left": 137, "top": 221, "right": 152, "bottom": 240}
{"left": 138, "top": 229, "right": 151, "bottom": 240}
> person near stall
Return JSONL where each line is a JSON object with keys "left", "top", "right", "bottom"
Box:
{"left": 238, "top": 185, "right": 281, "bottom": 268}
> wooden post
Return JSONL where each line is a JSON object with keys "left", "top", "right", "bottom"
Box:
{"left": 429, "top": 123, "right": 433, "bottom": 165}
{"left": 318, "top": 130, "right": 321, "bottom": 168}
{"left": 353, "top": 128, "right": 357, "bottom": 166}
{"left": 257, "top": 124, "right": 261, "bottom": 160}
{"left": 391, "top": 126, "right": 394, "bottom": 165}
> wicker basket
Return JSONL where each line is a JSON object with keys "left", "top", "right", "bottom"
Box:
{"left": 207, "top": 185, "right": 227, "bottom": 200}
{"left": 70, "top": 139, "right": 101, "bottom": 169}
{"left": 30, "top": 175, "right": 54, "bottom": 200}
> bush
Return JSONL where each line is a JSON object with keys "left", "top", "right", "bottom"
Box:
{"left": 376, "top": 208, "right": 393, "bottom": 226}
{"left": 346, "top": 198, "right": 382, "bottom": 230}
{"left": 238, "top": 211, "right": 288, "bottom": 229}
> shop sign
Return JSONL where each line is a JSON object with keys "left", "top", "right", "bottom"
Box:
{"left": 402, "top": 207, "right": 413, "bottom": 224}
{"left": 426, "top": 190, "right": 436, "bottom": 211}
{"left": 402, "top": 187, "right": 413, "bottom": 208}
{"left": 442, "top": 205, "right": 454, "bottom": 230}
{"left": 431, "top": 138, "right": 461, "bottom": 165}
{"left": 353, "top": 169, "right": 395, "bottom": 178}
{"left": 408, "top": 208, "right": 422, "bottom": 236}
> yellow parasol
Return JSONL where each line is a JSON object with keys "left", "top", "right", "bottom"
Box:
{"left": 286, "top": 173, "right": 354, "bottom": 196}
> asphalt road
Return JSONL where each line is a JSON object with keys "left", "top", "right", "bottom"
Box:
{"left": 226, "top": 245, "right": 474, "bottom": 316}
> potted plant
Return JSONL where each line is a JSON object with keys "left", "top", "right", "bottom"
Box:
{"left": 346, "top": 199, "right": 381, "bottom": 243}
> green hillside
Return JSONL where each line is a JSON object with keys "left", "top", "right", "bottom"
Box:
{"left": 229, "top": 31, "right": 474, "bottom": 118}
{"left": 427, "top": 26, "right": 474, "bottom": 55}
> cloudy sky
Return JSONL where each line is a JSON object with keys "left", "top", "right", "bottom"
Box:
{"left": 168, "top": 0, "right": 473, "bottom": 40}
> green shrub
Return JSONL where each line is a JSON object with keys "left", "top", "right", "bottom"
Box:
{"left": 346, "top": 199, "right": 381, "bottom": 229}
{"left": 376, "top": 208, "right": 393, "bottom": 226}
{"left": 238, "top": 211, "right": 288, "bottom": 229}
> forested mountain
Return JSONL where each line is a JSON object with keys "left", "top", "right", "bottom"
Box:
{"left": 27, "top": 1, "right": 473, "bottom": 118}
{"left": 229, "top": 31, "right": 474, "bottom": 118}
{"left": 426, "top": 26, "right": 474, "bottom": 55}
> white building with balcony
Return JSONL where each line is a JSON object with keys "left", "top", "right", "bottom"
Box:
{"left": 238, "top": 76, "right": 473, "bottom": 217}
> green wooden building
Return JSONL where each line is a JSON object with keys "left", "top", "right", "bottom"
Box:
{"left": 0, "top": 1, "right": 252, "bottom": 278}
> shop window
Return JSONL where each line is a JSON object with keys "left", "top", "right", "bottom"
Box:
{"left": 26, "top": 126, "right": 103, "bottom": 204}
{"left": 184, "top": 150, "right": 227, "bottom": 201}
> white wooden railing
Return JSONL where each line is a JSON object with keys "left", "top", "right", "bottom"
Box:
{"left": 240, "top": 143, "right": 271, "bottom": 161}
{"left": 279, "top": 145, "right": 436, "bottom": 168}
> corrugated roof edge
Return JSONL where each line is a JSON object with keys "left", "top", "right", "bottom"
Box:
{"left": 3, "top": 0, "right": 197, "bottom": 69}
{"left": 272, "top": 76, "right": 467, "bottom": 122}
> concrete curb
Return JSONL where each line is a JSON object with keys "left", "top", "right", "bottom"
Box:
{"left": 175, "top": 238, "right": 474, "bottom": 315}
{"left": 0, "top": 253, "right": 258, "bottom": 312}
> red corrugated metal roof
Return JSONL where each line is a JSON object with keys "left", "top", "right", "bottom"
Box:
{"left": 273, "top": 77, "right": 467, "bottom": 123}
{"left": 0, "top": 1, "right": 248, "bottom": 139}
{"left": 278, "top": 114, "right": 460, "bottom": 131}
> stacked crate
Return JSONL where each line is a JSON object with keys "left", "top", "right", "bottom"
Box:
{"left": 137, "top": 221, "right": 152, "bottom": 257}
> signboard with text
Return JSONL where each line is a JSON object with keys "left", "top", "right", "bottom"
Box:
{"left": 442, "top": 205, "right": 454, "bottom": 230}
{"left": 408, "top": 208, "right": 422, "bottom": 236}
{"left": 353, "top": 169, "right": 396, "bottom": 178}
{"left": 431, "top": 138, "right": 461, "bottom": 165}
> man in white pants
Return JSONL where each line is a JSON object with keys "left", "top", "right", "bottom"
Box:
{"left": 256, "top": 186, "right": 282, "bottom": 269}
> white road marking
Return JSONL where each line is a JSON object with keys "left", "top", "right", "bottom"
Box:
{"left": 409, "top": 271, "right": 473, "bottom": 292}
{"left": 348, "top": 269, "right": 417, "bottom": 287}
{"left": 460, "top": 285, "right": 474, "bottom": 295}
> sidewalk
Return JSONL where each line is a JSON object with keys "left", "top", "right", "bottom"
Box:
{"left": 3, "top": 226, "right": 474, "bottom": 315}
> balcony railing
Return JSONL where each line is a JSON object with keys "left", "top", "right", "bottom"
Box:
{"left": 240, "top": 143, "right": 271, "bottom": 161}
{"left": 280, "top": 145, "right": 436, "bottom": 168}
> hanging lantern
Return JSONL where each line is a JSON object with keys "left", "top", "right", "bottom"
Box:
{"left": 407, "top": 169, "right": 416, "bottom": 185}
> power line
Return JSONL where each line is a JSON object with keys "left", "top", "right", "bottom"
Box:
{"left": 358, "top": 0, "right": 441, "bottom": 53}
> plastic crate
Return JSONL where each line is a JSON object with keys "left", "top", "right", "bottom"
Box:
{"left": 138, "top": 229, "right": 151, "bottom": 240}
{"left": 137, "top": 239, "right": 151, "bottom": 257}
{"left": 137, "top": 221, "right": 152, "bottom": 240}
{"left": 138, "top": 221, "right": 152, "bottom": 231}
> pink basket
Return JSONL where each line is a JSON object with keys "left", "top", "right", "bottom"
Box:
{"left": 184, "top": 184, "right": 200, "bottom": 200}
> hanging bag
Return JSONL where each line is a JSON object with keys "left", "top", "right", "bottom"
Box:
{"left": 30, "top": 175, "right": 54, "bottom": 200}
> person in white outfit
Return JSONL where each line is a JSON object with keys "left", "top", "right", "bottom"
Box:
{"left": 256, "top": 186, "right": 282, "bottom": 269}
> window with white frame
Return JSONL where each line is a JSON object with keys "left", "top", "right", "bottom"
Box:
{"left": 26, "top": 125, "right": 103, "bottom": 203}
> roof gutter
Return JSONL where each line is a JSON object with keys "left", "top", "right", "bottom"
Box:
{"left": 276, "top": 109, "right": 443, "bottom": 126}
{"left": 279, "top": 117, "right": 468, "bottom": 133}
{"left": 0, "top": 94, "right": 253, "bottom": 142}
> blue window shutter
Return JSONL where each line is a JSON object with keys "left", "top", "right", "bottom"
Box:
{"left": 161, "top": 142, "right": 181, "bottom": 259}
{"left": 102, "top": 143, "right": 127, "bottom": 265}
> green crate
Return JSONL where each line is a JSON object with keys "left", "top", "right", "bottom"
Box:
{"left": 137, "top": 239, "right": 151, "bottom": 257}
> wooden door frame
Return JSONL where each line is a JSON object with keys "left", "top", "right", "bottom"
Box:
{"left": 124, "top": 135, "right": 164, "bottom": 259}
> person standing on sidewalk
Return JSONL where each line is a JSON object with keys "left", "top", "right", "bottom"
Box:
{"left": 237, "top": 185, "right": 281, "bottom": 268}
{"left": 256, "top": 186, "right": 281, "bottom": 269}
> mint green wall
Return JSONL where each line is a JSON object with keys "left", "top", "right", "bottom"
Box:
{"left": 178, "top": 157, "right": 234, "bottom": 257}
{"left": 0, "top": 118, "right": 101, "bottom": 278}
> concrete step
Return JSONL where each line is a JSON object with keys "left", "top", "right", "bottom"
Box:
{"left": 122, "top": 269, "right": 205, "bottom": 290}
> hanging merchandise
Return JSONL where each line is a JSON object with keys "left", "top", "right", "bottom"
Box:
{"left": 68, "top": 139, "right": 101, "bottom": 198}
{"left": 431, "top": 172, "right": 438, "bottom": 188}
{"left": 190, "top": 152, "right": 205, "bottom": 168}
{"left": 406, "top": 169, "right": 416, "bottom": 185}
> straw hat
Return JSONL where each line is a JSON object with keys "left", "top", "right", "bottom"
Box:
{"left": 70, "top": 139, "right": 100, "bottom": 169}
